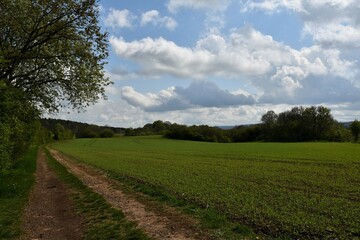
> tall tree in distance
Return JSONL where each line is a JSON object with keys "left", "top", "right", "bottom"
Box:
{"left": 350, "top": 120, "right": 360, "bottom": 142}
{"left": 0, "top": 0, "right": 110, "bottom": 112}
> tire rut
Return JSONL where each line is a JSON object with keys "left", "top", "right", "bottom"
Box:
{"left": 49, "top": 149, "right": 209, "bottom": 240}
{"left": 19, "top": 149, "right": 84, "bottom": 240}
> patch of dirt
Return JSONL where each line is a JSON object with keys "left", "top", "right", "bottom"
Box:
{"left": 49, "top": 149, "right": 211, "bottom": 240}
{"left": 19, "top": 149, "right": 84, "bottom": 240}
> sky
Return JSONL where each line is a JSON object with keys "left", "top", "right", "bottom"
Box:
{"left": 53, "top": 0, "right": 360, "bottom": 128}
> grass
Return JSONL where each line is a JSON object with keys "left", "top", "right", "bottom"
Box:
{"left": 0, "top": 147, "right": 37, "bottom": 239}
{"left": 44, "top": 148, "right": 150, "bottom": 240}
{"left": 52, "top": 136, "right": 360, "bottom": 239}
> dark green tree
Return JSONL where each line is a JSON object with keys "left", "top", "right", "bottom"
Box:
{"left": 315, "top": 106, "right": 334, "bottom": 139}
{"left": 261, "top": 110, "right": 278, "bottom": 140}
{"left": 100, "top": 129, "right": 114, "bottom": 138}
{"left": 0, "top": 0, "right": 110, "bottom": 112}
{"left": 350, "top": 120, "right": 360, "bottom": 142}
{"left": 259, "top": 106, "right": 341, "bottom": 142}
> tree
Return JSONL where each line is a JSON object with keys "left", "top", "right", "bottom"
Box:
{"left": 54, "top": 123, "right": 73, "bottom": 140}
{"left": 261, "top": 110, "right": 278, "bottom": 140}
{"left": 261, "top": 110, "right": 278, "bottom": 126}
{"left": 100, "top": 129, "right": 114, "bottom": 138}
{"left": 1, "top": 1, "right": 108, "bottom": 171}
{"left": 350, "top": 120, "right": 360, "bottom": 142}
{"left": 315, "top": 106, "right": 334, "bottom": 139}
{"left": 259, "top": 106, "right": 342, "bottom": 142}
{"left": 0, "top": 0, "right": 110, "bottom": 112}
{"left": 0, "top": 84, "right": 39, "bottom": 171}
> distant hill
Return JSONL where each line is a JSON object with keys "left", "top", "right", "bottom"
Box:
{"left": 216, "top": 126, "right": 235, "bottom": 130}
{"left": 41, "top": 118, "right": 125, "bottom": 138}
{"left": 340, "top": 122, "right": 352, "bottom": 128}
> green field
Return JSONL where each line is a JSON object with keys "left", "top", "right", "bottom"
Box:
{"left": 52, "top": 136, "right": 360, "bottom": 239}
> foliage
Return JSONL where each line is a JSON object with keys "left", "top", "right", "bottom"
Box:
{"left": 229, "top": 125, "right": 262, "bottom": 142}
{"left": 260, "top": 106, "right": 350, "bottom": 142}
{"left": 0, "top": 85, "right": 39, "bottom": 171}
{"left": 53, "top": 137, "right": 360, "bottom": 239}
{"left": 99, "top": 128, "right": 114, "bottom": 138}
{"left": 350, "top": 120, "right": 360, "bottom": 142}
{"left": 166, "top": 124, "right": 231, "bottom": 142}
{"left": 53, "top": 123, "right": 74, "bottom": 140}
{"left": 33, "top": 122, "right": 53, "bottom": 145}
{"left": 125, "top": 120, "right": 171, "bottom": 136}
{"left": 1, "top": 0, "right": 109, "bottom": 171}
{"left": 0, "top": 147, "right": 37, "bottom": 239}
{"left": 41, "top": 118, "right": 123, "bottom": 138}
{"left": 0, "top": 0, "right": 110, "bottom": 112}
{"left": 163, "top": 106, "right": 350, "bottom": 143}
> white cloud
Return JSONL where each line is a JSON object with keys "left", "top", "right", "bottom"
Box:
{"left": 241, "top": 0, "right": 357, "bottom": 13}
{"left": 141, "top": 10, "right": 178, "bottom": 30}
{"left": 241, "top": 0, "right": 305, "bottom": 13}
{"left": 121, "top": 86, "right": 162, "bottom": 108}
{"left": 167, "top": 0, "right": 231, "bottom": 12}
{"left": 49, "top": 99, "right": 360, "bottom": 128}
{"left": 303, "top": 21, "right": 360, "bottom": 48}
{"left": 110, "top": 26, "right": 292, "bottom": 79}
{"left": 104, "top": 8, "right": 136, "bottom": 28}
{"left": 120, "top": 81, "right": 256, "bottom": 112}
{"left": 48, "top": 83, "right": 360, "bottom": 127}
{"left": 110, "top": 25, "right": 357, "bottom": 101}
{"left": 242, "top": 0, "right": 360, "bottom": 49}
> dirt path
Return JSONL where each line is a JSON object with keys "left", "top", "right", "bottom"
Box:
{"left": 49, "top": 149, "right": 209, "bottom": 240}
{"left": 19, "top": 149, "right": 84, "bottom": 240}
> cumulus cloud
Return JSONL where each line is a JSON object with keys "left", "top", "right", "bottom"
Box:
{"left": 109, "top": 26, "right": 291, "bottom": 79}
{"left": 303, "top": 21, "right": 360, "bottom": 48}
{"left": 104, "top": 8, "right": 136, "bottom": 28}
{"left": 110, "top": 25, "right": 358, "bottom": 102}
{"left": 167, "top": 0, "right": 231, "bottom": 12}
{"left": 242, "top": 0, "right": 360, "bottom": 48}
{"left": 241, "top": 0, "right": 305, "bottom": 13}
{"left": 141, "top": 10, "right": 178, "bottom": 30}
{"left": 121, "top": 81, "right": 256, "bottom": 112}
{"left": 48, "top": 82, "right": 360, "bottom": 127}
{"left": 104, "top": 8, "right": 177, "bottom": 30}
{"left": 241, "top": 0, "right": 357, "bottom": 13}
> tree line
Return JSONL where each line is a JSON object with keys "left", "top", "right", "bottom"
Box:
{"left": 127, "top": 106, "right": 359, "bottom": 143}
{"left": 259, "top": 106, "right": 351, "bottom": 142}
{"left": 41, "top": 118, "right": 124, "bottom": 139}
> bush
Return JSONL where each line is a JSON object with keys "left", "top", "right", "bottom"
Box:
{"left": 100, "top": 129, "right": 114, "bottom": 138}
{"left": 0, "top": 84, "right": 39, "bottom": 172}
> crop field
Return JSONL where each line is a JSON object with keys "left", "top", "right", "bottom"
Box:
{"left": 52, "top": 136, "right": 360, "bottom": 239}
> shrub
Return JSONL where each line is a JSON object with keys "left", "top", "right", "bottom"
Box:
{"left": 100, "top": 129, "right": 114, "bottom": 138}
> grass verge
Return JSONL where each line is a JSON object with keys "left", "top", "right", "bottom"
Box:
{"left": 0, "top": 147, "right": 37, "bottom": 239}
{"left": 44, "top": 148, "right": 150, "bottom": 240}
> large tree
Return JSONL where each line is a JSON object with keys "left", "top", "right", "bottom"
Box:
{"left": 0, "top": 0, "right": 110, "bottom": 112}
{"left": 0, "top": 0, "right": 109, "bottom": 171}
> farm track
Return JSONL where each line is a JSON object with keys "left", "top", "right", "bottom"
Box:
{"left": 49, "top": 149, "right": 209, "bottom": 240}
{"left": 19, "top": 149, "right": 84, "bottom": 240}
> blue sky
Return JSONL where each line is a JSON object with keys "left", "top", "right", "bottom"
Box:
{"left": 54, "top": 0, "right": 360, "bottom": 127}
